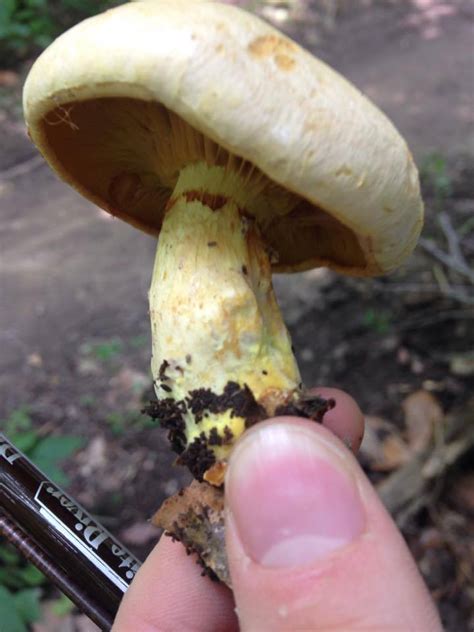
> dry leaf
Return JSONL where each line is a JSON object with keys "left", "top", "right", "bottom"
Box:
{"left": 27, "top": 352, "right": 43, "bottom": 367}
{"left": 448, "top": 473, "right": 474, "bottom": 515}
{"left": 360, "top": 416, "right": 411, "bottom": 471}
{"left": 77, "top": 436, "right": 107, "bottom": 477}
{"left": 74, "top": 615, "right": 101, "bottom": 632}
{"left": 402, "top": 390, "right": 443, "bottom": 454}
{"left": 449, "top": 351, "right": 474, "bottom": 376}
{"left": 32, "top": 601, "right": 75, "bottom": 632}
{"left": 419, "top": 527, "right": 445, "bottom": 550}
{"left": 106, "top": 367, "right": 149, "bottom": 408}
{"left": 0, "top": 70, "right": 20, "bottom": 86}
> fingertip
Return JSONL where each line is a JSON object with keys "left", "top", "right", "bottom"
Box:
{"left": 309, "top": 387, "right": 365, "bottom": 452}
{"left": 225, "top": 416, "right": 442, "bottom": 632}
{"left": 113, "top": 534, "right": 237, "bottom": 632}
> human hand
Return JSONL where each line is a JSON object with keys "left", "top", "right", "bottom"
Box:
{"left": 113, "top": 387, "right": 442, "bottom": 631}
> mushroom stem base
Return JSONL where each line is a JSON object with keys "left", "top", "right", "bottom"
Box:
{"left": 151, "top": 386, "right": 334, "bottom": 585}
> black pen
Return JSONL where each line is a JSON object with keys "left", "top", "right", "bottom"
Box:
{"left": 0, "top": 433, "right": 142, "bottom": 631}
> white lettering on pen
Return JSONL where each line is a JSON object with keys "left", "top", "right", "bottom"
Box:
{"left": 0, "top": 442, "right": 21, "bottom": 465}
{"left": 36, "top": 482, "right": 141, "bottom": 584}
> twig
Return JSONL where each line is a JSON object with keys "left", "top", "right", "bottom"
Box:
{"left": 371, "top": 282, "right": 472, "bottom": 294}
{"left": 439, "top": 212, "right": 466, "bottom": 266}
{"left": 432, "top": 263, "right": 451, "bottom": 295}
{"left": 459, "top": 215, "right": 474, "bottom": 237}
{"left": 371, "top": 281, "right": 474, "bottom": 305}
{"left": 419, "top": 211, "right": 474, "bottom": 284}
{"left": 419, "top": 238, "right": 474, "bottom": 283}
{"left": 398, "top": 308, "right": 474, "bottom": 329}
{"left": 378, "top": 403, "right": 474, "bottom": 528}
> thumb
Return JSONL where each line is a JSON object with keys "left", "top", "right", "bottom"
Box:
{"left": 225, "top": 418, "right": 442, "bottom": 631}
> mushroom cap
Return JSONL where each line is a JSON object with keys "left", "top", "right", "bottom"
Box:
{"left": 23, "top": 0, "right": 423, "bottom": 275}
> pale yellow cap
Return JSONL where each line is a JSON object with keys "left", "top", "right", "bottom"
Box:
{"left": 23, "top": 0, "right": 423, "bottom": 275}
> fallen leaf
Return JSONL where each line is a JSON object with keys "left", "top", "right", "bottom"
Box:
{"left": 397, "top": 346, "right": 410, "bottom": 365}
{"left": 32, "top": 600, "right": 75, "bottom": 632}
{"left": 379, "top": 434, "right": 412, "bottom": 470}
{"left": 402, "top": 390, "right": 443, "bottom": 454}
{"left": 27, "top": 352, "right": 43, "bottom": 368}
{"left": 77, "top": 357, "right": 101, "bottom": 376}
{"left": 449, "top": 351, "right": 474, "bottom": 376}
{"left": 410, "top": 357, "right": 425, "bottom": 374}
{"left": 448, "top": 473, "right": 474, "bottom": 515}
{"left": 106, "top": 367, "right": 150, "bottom": 407}
{"left": 0, "top": 70, "right": 20, "bottom": 86}
{"left": 161, "top": 478, "right": 180, "bottom": 496}
{"left": 360, "top": 416, "right": 411, "bottom": 471}
{"left": 78, "top": 436, "right": 107, "bottom": 477}
{"left": 419, "top": 527, "right": 445, "bottom": 550}
{"left": 112, "top": 368, "right": 149, "bottom": 394}
{"left": 74, "top": 615, "right": 100, "bottom": 631}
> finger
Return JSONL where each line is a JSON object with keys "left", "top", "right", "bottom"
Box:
{"left": 309, "top": 386, "right": 365, "bottom": 452}
{"left": 225, "top": 418, "right": 442, "bottom": 632}
{"left": 113, "top": 534, "right": 238, "bottom": 632}
{"left": 112, "top": 388, "right": 362, "bottom": 632}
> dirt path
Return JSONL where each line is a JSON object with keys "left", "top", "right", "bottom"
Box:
{"left": 312, "top": 0, "right": 474, "bottom": 156}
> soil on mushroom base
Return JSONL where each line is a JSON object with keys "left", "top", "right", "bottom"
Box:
{"left": 0, "top": 2, "right": 473, "bottom": 630}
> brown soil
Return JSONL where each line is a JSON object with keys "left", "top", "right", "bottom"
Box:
{"left": 1, "top": 2, "right": 473, "bottom": 630}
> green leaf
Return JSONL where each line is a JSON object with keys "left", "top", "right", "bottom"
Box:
{"left": 4, "top": 407, "right": 32, "bottom": 436}
{"left": 25, "top": 0, "right": 49, "bottom": 9}
{"left": 51, "top": 594, "right": 75, "bottom": 617}
{"left": 0, "top": 0, "right": 16, "bottom": 23}
{"left": 130, "top": 334, "right": 148, "bottom": 348}
{"left": 40, "top": 463, "right": 69, "bottom": 486}
{"left": 0, "top": 543, "right": 46, "bottom": 589}
{"left": 79, "top": 394, "right": 96, "bottom": 407}
{"left": 9, "top": 430, "right": 39, "bottom": 455}
{"left": 88, "top": 338, "right": 123, "bottom": 362}
{"left": 0, "top": 586, "right": 27, "bottom": 632}
{"left": 34, "top": 32, "right": 53, "bottom": 48}
{"left": 30, "top": 435, "right": 85, "bottom": 465}
{"left": 17, "top": 564, "right": 46, "bottom": 587}
{"left": 0, "top": 568, "right": 24, "bottom": 590}
{"left": 0, "top": 544, "right": 20, "bottom": 565}
{"left": 29, "top": 435, "right": 85, "bottom": 485}
{"left": 14, "top": 589, "right": 42, "bottom": 624}
{"left": 362, "top": 308, "right": 392, "bottom": 334}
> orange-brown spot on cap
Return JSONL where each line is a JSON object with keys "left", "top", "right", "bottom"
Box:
{"left": 275, "top": 54, "right": 296, "bottom": 71}
{"left": 248, "top": 34, "right": 296, "bottom": 58}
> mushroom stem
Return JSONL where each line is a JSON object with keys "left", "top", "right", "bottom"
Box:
{"left": 148, "top": 163, "right": 301, "bottom": 480}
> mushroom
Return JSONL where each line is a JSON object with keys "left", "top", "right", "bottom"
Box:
{"left": 24, "top": 0, "right": 423, "bottom": 580}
